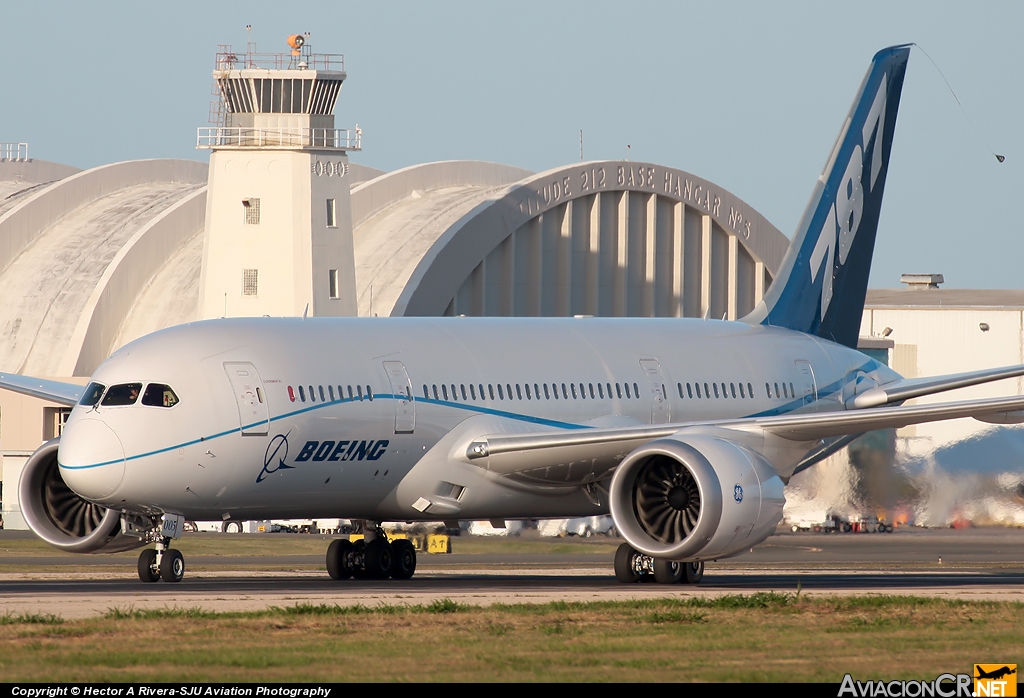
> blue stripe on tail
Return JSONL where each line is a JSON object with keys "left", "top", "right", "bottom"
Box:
{"left": 744, "top": 45, "right": 911, "bottom": 348}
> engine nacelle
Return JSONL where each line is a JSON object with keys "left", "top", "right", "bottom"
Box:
{"left": 18, "top": 438, "right": 144, "bottom": 554}
{"left": 609, "top": 434, "right": 785, "bottom": 561}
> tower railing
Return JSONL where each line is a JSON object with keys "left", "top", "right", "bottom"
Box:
{"left": 0, "top": 143, "right": 29, "bottom": 161}
{"left": 196, "top": 127, "right": 361, "bottom": 151}
{"left": 214, "top": 52, "right": 344, "bottom": 72}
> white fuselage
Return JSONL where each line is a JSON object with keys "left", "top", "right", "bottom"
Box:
{"left": 56, "top": 316, "right": 896, "bottom": 523}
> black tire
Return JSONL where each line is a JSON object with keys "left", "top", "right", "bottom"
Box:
{"left": 137, "top": 549, "right": 159, "bottom": 583}
{"left": 614, "top": 542, "right": 641, "bottom": 583}
{"left": 653, "top": 559, "right": 683, "bottom": 584}
{"left": 391, "top": 539, "right": 417, "bottom": 580}
{"left": 160, "top": 549, "right": 185, "bottom": 583}
{"left": 326, "top": 539, "right": 353, "bottom": 580}
{"left": 682, "top": 560, "right": 704, "bottom": 584}
{"left": 363, "top": 539, "right": 393, "bottom": 580}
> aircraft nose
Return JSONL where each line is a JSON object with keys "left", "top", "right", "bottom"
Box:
{"left": 58, "top": 418, "right": 126, "bottom": 500}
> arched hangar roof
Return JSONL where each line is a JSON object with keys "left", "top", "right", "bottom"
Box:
{"left": 384, "top": 161, "right": 789, "bottom": 320}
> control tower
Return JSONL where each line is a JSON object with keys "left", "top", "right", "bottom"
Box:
{"left": 197, "top": 34, "right": 361, "bottom": 319}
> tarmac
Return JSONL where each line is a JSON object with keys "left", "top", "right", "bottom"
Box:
{"left": 1, "top": 527, "right": 1021, "bottom": 619}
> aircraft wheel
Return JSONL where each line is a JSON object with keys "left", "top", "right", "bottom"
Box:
{"left": 137, "top": 549, "right": 159, "bottom": 583}
{"left": 653, "top": 559, "right": 683, "bottom": 584}
{"left": 363, "top": 539, "right": 393, "bottom": 580}
{"left": 614, "top": 542, "right": 641, "bottom": 583}
{"left": 681, "top": 560, "right": 704, "bottom": 585}
{"left": 160, "top": 549, "right": 185, "bottom": 583}
{"left": 391, "top": 539, "right": 417, "bottom": 580}
{"left": 326, "top": 539, "right": 353, "bottom": 580}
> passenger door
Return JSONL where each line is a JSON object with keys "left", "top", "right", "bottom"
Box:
{"left": 383, "top": 361, "right": 415, "bottom": 434}
{"left": 224, "top": 361, "right": 269, "bottom": 435}
{"left": 639, "top": 359, "right": 670, "bottom": 424}
{"left": 794, "top": 360, "right": 817, "bottom": 408}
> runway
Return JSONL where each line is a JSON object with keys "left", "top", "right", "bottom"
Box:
{"left": 2, "top": 527, "right": 1022, "bottom": 619}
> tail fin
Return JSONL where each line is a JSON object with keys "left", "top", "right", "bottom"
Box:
{"left": 745, "top": 45, "right": 911, "bottom": 347}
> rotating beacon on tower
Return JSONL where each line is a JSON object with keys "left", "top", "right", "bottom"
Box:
{"left": 197, "top": 33, "right": 361, "bottom": 319}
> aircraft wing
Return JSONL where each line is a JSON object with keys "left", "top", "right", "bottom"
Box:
{"left": 0, "top": 373, "right": 84, "bottom": 407}
{"left": 464, "top": 393, "right": 1024, "bottom": 478}
{"left": 850, "top": 363, "right": 1024, "bottom": 408}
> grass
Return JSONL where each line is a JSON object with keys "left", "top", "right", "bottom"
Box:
{"left": 0, "top": 594, "right": 1020, "bottom": 682}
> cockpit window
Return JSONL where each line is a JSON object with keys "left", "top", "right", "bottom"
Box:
{"left": 79, "top": 382, "right": 105, "bottom": 406}
{"left": 101, "top": 382, "right": 143, "bottom": 406}
{"left": 142, "top": 383, "right": 180, "bottom": 408}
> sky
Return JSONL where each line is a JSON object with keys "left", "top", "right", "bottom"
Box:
{"left": 1, "top": 1, "right": 1020, "bottom": 289}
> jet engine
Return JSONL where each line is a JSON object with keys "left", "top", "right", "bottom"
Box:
{"left": 18, "top": 438, "right": 144, "bottom": 553}
{"left": 609, "top": 434, "right": 785, "bottom": 561}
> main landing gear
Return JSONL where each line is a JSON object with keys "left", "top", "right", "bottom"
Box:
{"left": 326, "top": 523, "right": 417, "bottom": 581}
{"left": 137, "top": 537, "right": 185, "bottom": 583}
{"left": 613, "top": 542, "right": 704, "bottom": 585}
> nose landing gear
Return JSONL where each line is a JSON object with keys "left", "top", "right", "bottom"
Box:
{"left": 325, "top": 522, "right": 417, "bottom": 581}
{"left": 137, "top": 537, "right": 185, "bottom": 583}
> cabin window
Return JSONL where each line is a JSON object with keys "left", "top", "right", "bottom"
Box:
{"left": 488, "top": 384, "right": 495, "bottom": 400}
{"left": 366, "top": 386, "right": 373, "bottom": 401}
{"left": 299, "top": 385, "right": 307, "bottom": 402}
{"left": 570, "top": 383, "right": 578, "bottom": 399}
{"left": 142, "top": 384, "right": 179, "bottom": 408}
{"left": 423, "top": 385, "right": 429, "bottom": 399}
{"left": 441, "top": 384, "right": 449, "bottom": 400}
{"left": 525, "top": 384, "right": 532, "bottom": 400}
{"left": 633, "top": 383, "right": 640, "bottom": 399}
{"left": 686, "top": 383, "right": 693, "bottom": 398}
{"left": 79, "top": 382, "right": 106, "bottom": 406}
{"left": 357, "top": 385, "right": 364, "bottom": 401}
{"left": 506, "top": 384, "right": 513, "bottom": 400}
{"left": 479, "top": 384, "right": 486, "bottom": 400}
{"left": 600, "top": 383, "right": 606, "bottom": 399}
{"left": 470, "top": 384, "right": 477, "bottom": 400}
{"left": 329, "top": 385, "right": 335, "bottom": 401}
{"left": 713, "top": 383, "right": 720, "bottom": 399}
{"left": 544, "top": 383, "right": 551, "bottom": 399}
{"left": 461, "top": 384, "right": 467, "bottom": 400}
{"left": 588, "top": 383, "right": 595, "bottom": 399}
{"left": 561, "top": 383, "right": 568, "bottom": 399}
{"left": 615, "top": 383, "right": 622, "bottom": 399}
{"left": 516, "top": 384, "right": 523, "bottom": 400}
{"left": 288, "top": 386, "right": 296, "bottom": 402}
{"left": 790, "top": 383, "right": 796, "bottom": 399}
{"left": 319, "top": 386, "right": 326, "bottom": 402}
{"left": 677, "top": 383, "right": 683, "bottom": 399}
{"left": 739, "top": 383, "right": 745, "bottom": 398}
{"left": 534, "top": 383, "right": 540, "bottom": 400}
{"left": 497, "top": 384, "right": 504, "bottom": 400}
{"left": 774, "top": 383, "right": 780, "bottom": 399}
{"left": 765, "top": 383, "right": 771, "bottom": 398}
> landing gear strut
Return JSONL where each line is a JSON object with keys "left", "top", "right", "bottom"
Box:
{"left": 325, "top": 522, "right": 417, "bottom": 581}
{"left": 613, "top": 542, "right": 703, "bottom": 585}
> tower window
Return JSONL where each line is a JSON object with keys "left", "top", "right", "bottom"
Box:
{"left": 243, "top": 198, "right": 261, "bottom": 225}
{"left": 329, "top": 269, "right": 340, "bottom": 299}
{"left": 242, "top": 269, "right": 258, "bottom": 296}
{"left": 326, "top": 199, "right": 337, "bottom": 228}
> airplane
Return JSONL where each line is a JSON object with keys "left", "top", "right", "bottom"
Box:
{"left": 4, "top": 44, "right": 1024, "bottom": 586}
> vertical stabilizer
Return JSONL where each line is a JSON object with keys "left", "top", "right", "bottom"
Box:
{"left": 744, "top": 46, "right": 910, "bottom": 347}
